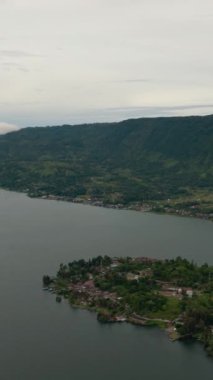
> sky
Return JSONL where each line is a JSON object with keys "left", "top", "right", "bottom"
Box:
{"left": 0, "top": 0, "right": 213, "bottom": 133}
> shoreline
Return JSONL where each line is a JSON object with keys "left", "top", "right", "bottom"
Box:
{"left": 0, "top": 187, "right": 212, "bottom": 221}
{"left": 45, "top": 286, "right": 198, "bottom": 348}
{"left": 46, "top": 286, "right": 178, "bottom": 337}
{"left": 34, "top": 193, "right": 213, "bottom": 222}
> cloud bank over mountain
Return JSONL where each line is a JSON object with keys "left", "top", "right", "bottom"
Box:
{"left": 0, "top": 122, "right": 20, "bottom": 134}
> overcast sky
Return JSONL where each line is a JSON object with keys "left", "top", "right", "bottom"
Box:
{"left": 0, "top": 0, "right": 213, "bottom": 133}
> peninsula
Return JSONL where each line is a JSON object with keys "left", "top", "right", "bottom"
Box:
{"left": 43, "top": 255, "right": 213, "bottom": 357}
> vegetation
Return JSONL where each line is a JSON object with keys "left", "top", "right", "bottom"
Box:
{"left": 43, "top": 255, "right": 213, "bottom": 357}
{"left": 0, "top": 115, "right": 213, "bottom": 219}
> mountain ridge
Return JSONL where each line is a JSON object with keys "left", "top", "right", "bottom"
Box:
{"left": 0, "top": 114, "right": 212, "bottom": 219}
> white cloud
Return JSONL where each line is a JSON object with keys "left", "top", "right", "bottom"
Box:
{"left": 0, "top": 122, "right": 20, "bottom": 134}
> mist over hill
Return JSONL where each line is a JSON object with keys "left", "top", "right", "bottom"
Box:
{"left": 0, "top": 115, "right": 212, "bottom": 218}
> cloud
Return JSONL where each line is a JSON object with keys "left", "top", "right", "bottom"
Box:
{"left": 0, "top": 0, "right": 213, "bottom": 125}
{"left": 0, "top": 122, "right": 21, "bottom": 134}
{"left": 111, "top": 79, "right": 150, "bottom": 83}
{"left": 0, "top": 0, "right": 9, "bottom": 5}
{"left": 100, "top": 104, "right": 213, "bottom": 119}
{"left": 0, "top": 50, "right": 41, "bottom": 58}
{"left": 107, "top": 104, "right": 213, "bottom": 113}
{"left": 0, "top": 61, "right": 29, "bottom": 72}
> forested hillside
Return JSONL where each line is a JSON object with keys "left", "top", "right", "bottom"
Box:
{"left": 0, "top": 115, "right": 212, "bottom": 218}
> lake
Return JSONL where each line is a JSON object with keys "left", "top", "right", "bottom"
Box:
{"left": 0, "top": 189, "right": 212, "bottom": 379}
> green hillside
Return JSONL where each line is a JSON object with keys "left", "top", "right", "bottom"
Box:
{"left": 0, "top": 115, "right": 213, "bottom": 219}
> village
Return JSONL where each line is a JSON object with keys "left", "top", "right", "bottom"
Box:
{"left": 43, "top": 255, "right": 213, "bottom": 355}
{"left": 43, "top": 256, "right": 202, "bottom": 337}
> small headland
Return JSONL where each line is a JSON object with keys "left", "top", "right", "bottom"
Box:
{"left": 43, "top": 255, "right": 213, "bottom": 357}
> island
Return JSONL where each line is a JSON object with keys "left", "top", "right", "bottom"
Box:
{"left": 43, "top": 255, "right": 213, "bottom": 357}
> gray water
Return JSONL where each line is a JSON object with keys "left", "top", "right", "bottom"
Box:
{"left": 0, "top": 189, "right": 212, "bottom": 380}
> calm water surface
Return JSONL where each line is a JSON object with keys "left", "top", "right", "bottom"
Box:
{"left": 0, "top": 190, "right": 212, "bottom": 379}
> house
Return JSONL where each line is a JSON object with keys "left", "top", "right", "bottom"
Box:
{"left": 185, "top": 289, "right": 193, "bottom": 297}
{"left": 126, "top": 273, "right": 139, "bottom": 281}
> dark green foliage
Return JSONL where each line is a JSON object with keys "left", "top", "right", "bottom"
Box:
{"left": 42, "top": 275, "right": 52, "bottom": 285}
{"left": 58, "top": 255, "right": 112, "bottom": 280}
{"left": 179, "top": 293, "right": 213, "bottom": 356}
{"left": 97, "top": 310, "right": 113, "bottom": 323}
{"left": 180, "top": 294, "right": 213, "bottom": 334}
{"left": 0, "top": 115, "right": 212, "bottom": 206}
{"left": 152, "top": 257, "right": 213, "bottom": 288}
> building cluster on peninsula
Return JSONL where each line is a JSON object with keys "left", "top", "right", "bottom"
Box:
{"left": 43, "top": 255, "right": 213, "bottom": 357}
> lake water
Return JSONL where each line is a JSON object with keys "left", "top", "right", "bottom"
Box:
{"left": 0, "top": 189, "right": 212, "bottom": 379}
